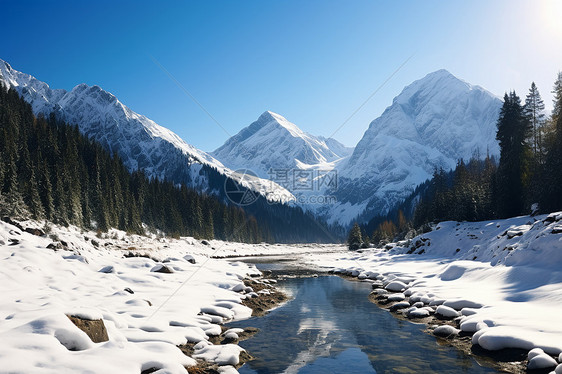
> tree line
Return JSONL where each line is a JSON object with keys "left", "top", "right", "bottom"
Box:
{"left": 350, "top": 72, "right": 562, "bottom": 248}
{"left": 0, "top": 84, "right": 335, "bottom": 243}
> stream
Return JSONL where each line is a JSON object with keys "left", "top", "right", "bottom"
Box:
{"left": 227, "top": 258, "right": 498, "bottom": 374}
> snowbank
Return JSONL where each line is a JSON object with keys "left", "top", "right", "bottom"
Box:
{"left": 0, "top": 219, "right": 326, "bottom": 373}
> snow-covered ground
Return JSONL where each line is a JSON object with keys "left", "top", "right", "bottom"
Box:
{"left": 304, "top": 213, "right": 562, "bottom": 371}
{"left": 0, "top": 220, "right": 339, "bottom": 373}
{"left": 2, "top": 212, "right": 562, "bottom": 373}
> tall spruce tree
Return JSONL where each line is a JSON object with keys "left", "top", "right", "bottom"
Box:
{"left": 495, "top": 91, "right": 532, "bottom": 218}
{"left": 540, "top": 73, "right": 562, "bottom": 211}
{"left": 523, "top": 82, "right": 546, "bottom": 162}
{"left": 552, "top": 72, "right": 562, "bottom": 126}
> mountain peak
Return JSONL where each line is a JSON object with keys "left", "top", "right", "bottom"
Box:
{"left": 212, "top": 111, "right": 347, "bottom": 178}
{"left": 257, "top": 110, "right": 305, "bottom": 137}
{"left": 427, "top": 68, "right": 454, "bottom": 77}
{"left": 259, "top": 110, "right": 283, "bottom": 120}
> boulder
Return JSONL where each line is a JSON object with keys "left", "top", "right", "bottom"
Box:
{"left": 436, "top": 305, "right": 460, "bottom": 318}
{"left": 389, "top": 302, "right": 411, "bottom": 312}
{"left": 67, "top": 315, "right": 109, "bottom": 343}
{"left": 385, "top": 280, "right": 408, "bottom": 292}
{"left": 528, "top": 347, "right": 545, "bottom": 360}
{"left": 98, "top": 266, "right": 115, "bottom": 273}
{"left": 151, "top": 264, "right": 173, "bottom": 274}
{"left": 24, "top": 227, "right": 45, "bottom": 236}
{"left": 387, "top": 293, "right": 406, "bottom": 302}
{"left": 433, "top": 325, "right": 460, "bottom": 337}
{"left": 527, "top": 353, "right": 557, "bottom": 370}
{"left": 406, "top": 307, "right": 430, "bottom": 318}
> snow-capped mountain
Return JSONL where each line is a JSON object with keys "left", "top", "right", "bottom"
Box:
{"left": 0, "top": 58, "right": 293, "bottom": 202}
{"left": 0, "top": 59, "right": 503, "bottom": 228}
{"left": 212, "top": 111, "right": 352, "bottom": 178}
{"left": 212, "top": 71, "right": 501, "bottom": 226}
{"left": 328, "top": 69, "right": 502, "bottom": 224}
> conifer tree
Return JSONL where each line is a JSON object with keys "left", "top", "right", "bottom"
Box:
{"left": 540, "top": 73, "right": 562, "bottom": 211}
{"left": 26, "top": 169, "right": 45, "bottom": 219}
{"left": 3, "top": 157, "right": 29, "bottom": 219}
{"left": 496, "top": 91, "right": 532, "bottom": 217}
{"left": 38, "top": 160, "right": 55, "bottom": 220}
{"left": 347, "top": 222, "right": 362, "bottom": 250}
{"left": 524, "top": 82, "right": 546, "bottom": 162}
{"left": 552, "top": 72, "right": 562, "bottom": 126}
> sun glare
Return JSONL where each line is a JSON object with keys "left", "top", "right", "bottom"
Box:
{"left": 542, "top": 0, "right": 562, "bottom": 36}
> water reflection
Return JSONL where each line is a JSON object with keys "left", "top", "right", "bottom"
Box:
{"left": 229, "top": 276, "right": 496, "bottom": 374}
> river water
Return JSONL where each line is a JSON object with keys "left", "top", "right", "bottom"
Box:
{"left": 227, "top": 260, "right": 497, "bottom": 374}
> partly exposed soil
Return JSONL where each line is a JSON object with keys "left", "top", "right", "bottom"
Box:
{"left": 241, "top": 278, "right": 288, "bottom": 317}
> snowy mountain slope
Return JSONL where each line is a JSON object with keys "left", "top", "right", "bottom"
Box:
{"left": 318, "top": 136, "right": 354, "bottom": 158}
{"left": 326, "top": 69, "right": 503, "bottom": 225}
{"left": 212, "top": 111, "right": 350, "bottom": 178}
{"left": 0, "top": 58, "right": 293, "bottom": 203}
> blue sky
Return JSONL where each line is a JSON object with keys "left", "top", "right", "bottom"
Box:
{"left": 2, "top": 0, "right": 562, "bottom": 151}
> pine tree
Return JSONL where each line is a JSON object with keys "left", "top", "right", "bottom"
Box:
{"left": 495, "top": 91, "right": 532, "bottom": 217}
{"left": 524, "top": 82, "right": 546, "bottom": 162}
{"left": 552, "top": 72, "right": 562, "bottom": 126}
{"left": 2, "top": 157, "right": 29, "bottom": 219}
{"left": 26, "top": 169, "right": 45, "bottom": 219}
{"left": 38, "top": 160, "right": 55, "bottom": 220}
{"left": 0, "top": 152, "right": 5, "bottom": 193}
{"left": 540, "top": 73, "right": 562, "bottom": 211}
{"left": 347, "top": 222, "right": 363, "bottom": 250}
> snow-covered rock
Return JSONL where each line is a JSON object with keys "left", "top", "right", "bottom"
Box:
{"left": 385, "top": 280, "right": 408, "bottom": 292}
{"left": 443, "top": 299, "right": 483, "bottom": 311}
{"left": 386, "top": 293, "right": 406, "bottom": 302}
{"left": 529, "top": 348, "right": 546, "bottom": 360}
{"left": 389, "top": 301, "right": 410, "bottom": 311}
{"left": 435, "top": 305, "right": 460, "bottom": 318}
{"left": 433, "top": 325, "right": 460, "bottom": 337}
{"left": 528, "top": 353, "right": 557, "bottom": 370}
{"left": 406, "top": 307, "right": 430, "bottom": 318}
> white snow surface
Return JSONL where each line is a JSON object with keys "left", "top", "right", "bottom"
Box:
{"left": 0, "top": 219, "right": 333, "bottom": 373}
{"left": 2, "top": 211, "right": 562, "bottom": 370}
{"left": 304, "top": 213, "right": 562, "bottom": 356}
{"left": 0, "top": 58, "right": 293, "bottom": 204}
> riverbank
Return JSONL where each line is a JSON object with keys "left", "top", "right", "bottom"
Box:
{"left": 2, "top": 211, "right": 561, "bottom": 373}
{"left": 305, "top": 212, "right": 562, "bottom": 373}
{"left": 0, "top": 219, "right": 313, "bottom": 374}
